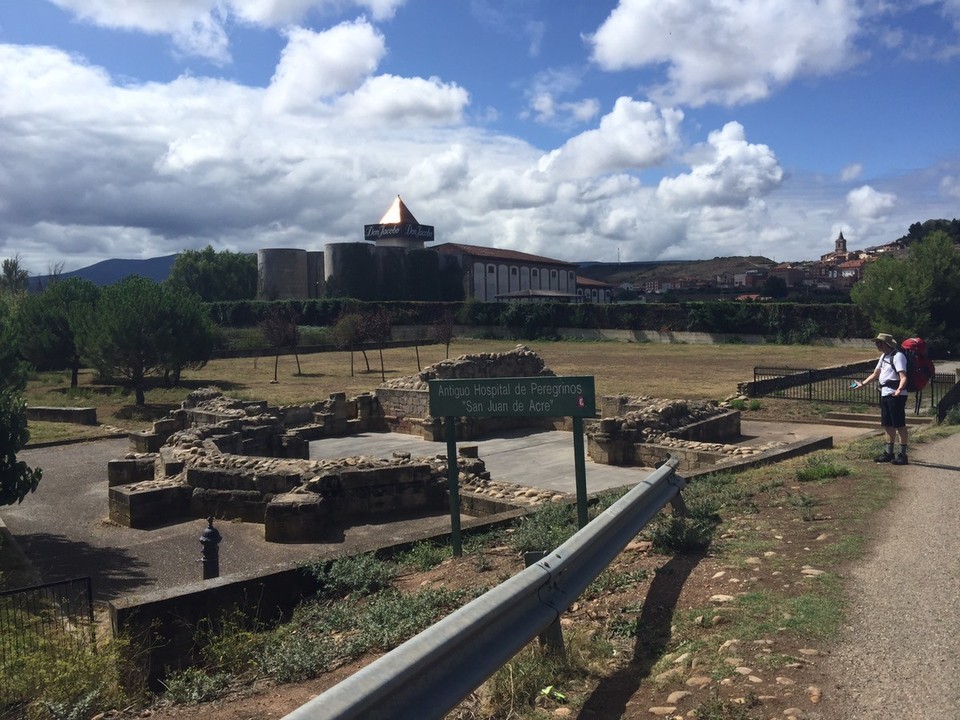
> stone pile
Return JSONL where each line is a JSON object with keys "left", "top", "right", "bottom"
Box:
{"left": 379, "top": 344, "right": 555, "bottom": 392}
{"left": 603, "top": 397, "right": 727, "bottom": 434}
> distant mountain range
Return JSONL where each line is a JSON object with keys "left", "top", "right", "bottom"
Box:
{"left": 29, "top": 255, "right": 177, "bottom": 290}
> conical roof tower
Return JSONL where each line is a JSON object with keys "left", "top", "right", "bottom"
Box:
{"left": 363, "top": 195, "right": 435, "bottom": 249}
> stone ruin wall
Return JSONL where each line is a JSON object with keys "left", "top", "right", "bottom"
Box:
{"left": 590, "top": 396, "right": 783, "bottom": 472}
{"left": 109, "top": 395, "right": 497, "bottom": 542}
{"left": 107, "top": 345, "right": 788, "bottom": 541}
{"left": 108, "top": 349, "right": 578, "bottom": 543}
{"left": 377, "top": 344, "right": 562, "bottom": 439}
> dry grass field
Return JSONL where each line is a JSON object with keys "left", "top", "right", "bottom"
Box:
{"left": 24, "top": 338, "right": 873, "bottom": 441}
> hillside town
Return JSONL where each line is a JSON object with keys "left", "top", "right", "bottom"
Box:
{"left": 599, "top": 230, "right": 906, "bottom": 300}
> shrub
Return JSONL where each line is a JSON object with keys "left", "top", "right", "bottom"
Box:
{"left": 161, "top": 668, "right": 231, "bottom": 705}
{"left": 306, "top": 552, "right": 396, "bottom": 599}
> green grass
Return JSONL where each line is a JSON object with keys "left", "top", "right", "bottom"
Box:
{"left": 395, "top": 541, "right": 448, "bottom": 572}
{"left": 795, "top": 453, "right": 851, "bottom": 482}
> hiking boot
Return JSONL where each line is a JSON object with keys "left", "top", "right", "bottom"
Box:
{"left": 874, "top": 451, "right": 895, "bottom": 463}
{"left": 892, "top": 453, "right": 909, "bottom": 465}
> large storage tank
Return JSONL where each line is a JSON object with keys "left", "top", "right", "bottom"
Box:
{"left": 258, "top": 248, "right": 308, "bottom": 300}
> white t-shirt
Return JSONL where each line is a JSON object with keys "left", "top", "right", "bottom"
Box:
{"left": 875, "top": 351, "right": 907, "bottom": 396}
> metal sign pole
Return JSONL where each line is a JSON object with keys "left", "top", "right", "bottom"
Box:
{"left": 444, "top": 416, "right": 463, "bottom": 557}
{"left": 572, "top": 416, "right": 588, "bottom": 528}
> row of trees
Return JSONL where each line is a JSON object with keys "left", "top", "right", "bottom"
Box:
{"left": 7, "top": 275, "right": 216, "bottom": 404}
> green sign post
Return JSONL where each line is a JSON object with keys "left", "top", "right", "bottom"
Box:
{"left": 429, "top": 376, "right": 597, "bottom": 554}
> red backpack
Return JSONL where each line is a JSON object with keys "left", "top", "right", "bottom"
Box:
{"left": 899, "top": 337, "right": 936, "bottom": 392}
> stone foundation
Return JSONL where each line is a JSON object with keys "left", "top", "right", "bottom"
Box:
{"left": 586, "top": 396, "right": 783, "bottom": 469}
{"left": 26, "top": 406, "right": 98, "bottom": 425}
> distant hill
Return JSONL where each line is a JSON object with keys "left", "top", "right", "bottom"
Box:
{"left": 29, "top": 254, "right": 177, "bottom": 290}
{"left": 576, "top": 256, "right": 776, "bottom": 286}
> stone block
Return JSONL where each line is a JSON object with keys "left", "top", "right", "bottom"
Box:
{"left": 130, "top": 431, "right": 162, "bottom": 453}
{"left": 190, "top": 487, "right": 266, "bottom": 522}
{"left": 158, "top": 448, "right": 186, "bottom": 478}
{"left": 281, "top": 433, "right": 308, "bottom": 459}
{"left": 186, "top": 466, "right": 255, "bottom": 491}
{"left": 264, "top": 493, "right": 329, "bottom": 542}
{"left": 254, "top": 471, "right": 301, "bottom": 495}
{"left": 26, "top": 406, "right": 98, "bottom": 425}
{"left": 153, "top": 418, "right": 184, "bottom": 442}
{"left": 109, "top": 484, "right": 191, "bottom": 528}
{"left": 108, "top": 457, "right": 157, "bottom": 486}
{"left": 209, "top": 431, "right": 243, "bottom": 455}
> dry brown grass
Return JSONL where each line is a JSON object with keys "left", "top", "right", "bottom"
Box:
{"left": 25, "top": 338, "right": 872, "bottom": 440}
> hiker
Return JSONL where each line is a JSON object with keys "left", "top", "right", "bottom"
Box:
{"left": 852, "top": 333, "right": 909, "bottom": 465}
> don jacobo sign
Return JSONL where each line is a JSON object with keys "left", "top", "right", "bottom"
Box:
{"left": 428, "top": 376, "right": 596, "bottom": 418}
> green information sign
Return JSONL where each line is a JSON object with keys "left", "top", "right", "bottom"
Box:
{"left": 428, "top": 376, "right": 596, "bottom": 418}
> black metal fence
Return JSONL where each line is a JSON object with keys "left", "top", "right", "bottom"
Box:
{"left": 0, "top": 577, "right": 95, "bottom": 704}
{"left": 750, "top": 365, "right": 955, "bottom": 414}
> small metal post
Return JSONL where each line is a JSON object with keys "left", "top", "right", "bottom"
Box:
{"left": 444, "top": 417, "right": 462, "bottom": 557}
{"left": 199, "top": 516, "right": 222, "bottom": 580}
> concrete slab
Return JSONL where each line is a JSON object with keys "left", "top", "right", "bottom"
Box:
{"left": 310, "top": 429, "right": 649, "bottom": 496}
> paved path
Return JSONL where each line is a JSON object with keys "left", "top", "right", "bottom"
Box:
{"left": 823, "top": 431, "right": 960, "bottom": 718}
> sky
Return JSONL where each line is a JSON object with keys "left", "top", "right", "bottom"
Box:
{"left": 1, "top": 0, "right": 959, "bottom": 275}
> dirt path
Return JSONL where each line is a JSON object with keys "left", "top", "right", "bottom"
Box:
{"left": 821, "top": 432, "right": 960, "bottom": 718}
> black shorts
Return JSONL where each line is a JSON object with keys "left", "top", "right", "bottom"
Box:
{"left": 879, "top": 394, "right": 908, "bottom": 428}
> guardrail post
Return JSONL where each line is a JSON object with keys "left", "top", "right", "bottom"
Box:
{"left": 523, "top": 551, "right": 564, "bottom": 653}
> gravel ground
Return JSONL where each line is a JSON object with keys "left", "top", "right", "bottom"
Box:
{"left": 822, "top": 431, "right": 960, "bottom": 718}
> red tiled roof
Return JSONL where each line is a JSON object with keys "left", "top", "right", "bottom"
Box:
{"left": 435, "top": 242, "right": 576, "bottom": 267}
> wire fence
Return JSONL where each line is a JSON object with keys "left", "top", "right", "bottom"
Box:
{"left": 750, "top": 366, "right": 955, "bottom": 414}
{"left": 0, "top": 577, "right": 95, "bottom": 705}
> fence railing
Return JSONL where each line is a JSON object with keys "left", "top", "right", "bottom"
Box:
{"left": 0, "top": 577, "right": 95, "bottom": 703}
{"left": 283, "top": 458, "right": 685, "bottom": 720}
{"left": 749, "top": 365, "right": 955, "bottom": 413}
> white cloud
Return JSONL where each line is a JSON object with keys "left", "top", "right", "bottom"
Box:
{"left": 335, "top": 75, "right": 470, "bottom": 126}
{"left": 840, "top": 163, "right": 863, "bottom": 182}
{"left": 526, "top": 93, "right": 599, "bottom": 126}
{"left": 521, "top": 68, "right": 599, "bottom": 128}
{"left": 588, "top": 0, "right": 862, "bottom": 106}
{"left": 233, "top": 0, "right": 404, "bottom": 25}
{"left": 538, "top": 98, "right": 682, "bottom": 179}
{"left": 1, "top": 35, "right": 956, "bottom": 275}
{"left": 655, "top": 122, "right": 783, "bottom": 208}
{"left": 48, "top": 0, "right": 405, "bottom": 62}
{"left": 266, "top": 22, "right": 386, "bottom": 112}
{"left": 50, "top": 0, "right": 213, "bottom": 34}
{"left": 846, "top": 184, "right": 896, "bottom": 219}
{"left": 941, "top": 175, "right": 960, "bottom": 199}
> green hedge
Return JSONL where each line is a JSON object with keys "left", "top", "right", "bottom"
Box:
{"left": 204, "top": 299, "right": 873, "bottom": 341}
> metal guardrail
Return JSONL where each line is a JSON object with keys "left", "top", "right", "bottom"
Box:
{"left": 283, "top": 457, "right": 684, "bottom": 720}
